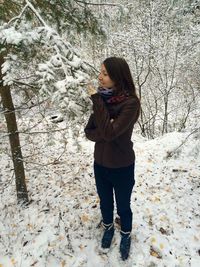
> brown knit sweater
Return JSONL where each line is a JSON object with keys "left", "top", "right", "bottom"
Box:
{"left": 84, "top": 93, "right": 140, "bottom": 168}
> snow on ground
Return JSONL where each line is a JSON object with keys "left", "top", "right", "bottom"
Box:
{"left": 0, "top": 116, "right": 200, "bottom": 267}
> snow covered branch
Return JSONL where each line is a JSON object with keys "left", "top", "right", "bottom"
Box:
{"left": 25, "top": 0, "right": 48, "bottom": 27}
{"left": 74, "top": 0, "right": 121, "bottom": 7}
{"left": 7, "top": 3, "right": 29, "bottom": 26}
{"left": 166, "top": 127, "right": 200, "bottom": 158}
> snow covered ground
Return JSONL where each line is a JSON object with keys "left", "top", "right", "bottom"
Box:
{"left": 0, "top": 116, "right": 200, "bottom": 267}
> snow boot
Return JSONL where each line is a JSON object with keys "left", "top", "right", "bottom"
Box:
{"left": 120, "top": 231, "right": 131, "bottom": 261}
{"left": 101, "top": 222, "right": 115, "bottom": 249}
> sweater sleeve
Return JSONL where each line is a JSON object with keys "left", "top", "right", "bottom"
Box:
{"left": 91, "top": 93, "right": 140, "bottom": 142}
{"left": 84, "top": 113, "right": 103, "bottom": 142}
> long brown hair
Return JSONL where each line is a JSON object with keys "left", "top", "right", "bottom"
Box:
{"left": 103, "top": 57, "right": 138, "bottom": 99}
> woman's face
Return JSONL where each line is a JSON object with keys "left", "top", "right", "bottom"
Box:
{"left": 98, "top": 64, "right": 115, "bottom": 88}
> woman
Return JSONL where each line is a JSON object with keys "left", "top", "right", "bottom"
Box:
{"left": 84, "top": 57, "right": 140, "bottom": 261}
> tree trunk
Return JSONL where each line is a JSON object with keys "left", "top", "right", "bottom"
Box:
{"left": 0, "top": 54, "right": 29, "bottom": 204}
{"left": 162, "top": 94, "right": 169, "bottom": 135}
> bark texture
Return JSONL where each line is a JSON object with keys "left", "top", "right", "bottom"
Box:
{"left": 0, "top": 54, "right": 29, "bottom": 204}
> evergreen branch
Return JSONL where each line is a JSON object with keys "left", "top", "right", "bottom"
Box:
{"left": 13, "top": 75, "right": 37, "bottom": 80}
{"left": 13, "top": 80, "right": 38, "bottom": 89}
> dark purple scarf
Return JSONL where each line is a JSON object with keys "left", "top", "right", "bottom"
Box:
{"left": 97, "top": 87, "right": 128, "bottom": 104}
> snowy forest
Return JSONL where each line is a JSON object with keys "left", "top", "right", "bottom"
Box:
{"left": 0, "top": 0, "right": 200, "bottom": 266}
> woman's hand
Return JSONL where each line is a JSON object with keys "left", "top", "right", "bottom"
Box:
{"left": 87, "top": 83, "right": 97, "bottom": 96}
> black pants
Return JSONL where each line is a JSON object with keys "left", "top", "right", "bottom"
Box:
{"left": 94, "top": 161, "right": 135, "bottom": 232}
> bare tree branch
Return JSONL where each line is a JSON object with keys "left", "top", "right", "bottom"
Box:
{"left": 166, "top": 128, "right": 200, "bottom": 158}
{"left": 74, "top": 0, "right": 121, "bottom": 7}
{"left": 7, "top": 3, "right": 29, "bottom": 26}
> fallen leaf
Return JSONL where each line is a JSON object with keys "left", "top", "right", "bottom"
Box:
{"left": 165, "top": 186, "right": 172, "bottom": 192}
{"left": 27, "top": 223, "right": 34, "bottom": 230}
{"left": 58, "top": 235, "right": 64, "bottom": 241}
{"left": 150, "top": 237, "right": 156, "bottom": 243}
{"left": 148, "top": 216, "right": 153, "bottom": 226}
{"left": 61, "top": 260, "right": 66, "bottom": 267}
{"left": 81, "top": 214, "right": 89, "bottom": 222}
{"left": 30, "top": 261, "right": 38, "bottom": 266}
{"left": 160, "top": 215, "right": 168, "bottom": 222}
{"left": 10, "top": 232, "right": 16, "bottom": 237}
{"left": 11, "top": 258, "right": 17, "bottom": 265}
{"left": 79, "top": 244, "right": 84, "bottom": 250}
{"left": 153, "top": 196, "right": 160, "bottom": 202}
{"left": 159, "top": 227, "right": 168, "bottom": 235}
{"left": 159, "top": 243, "right": 164, "bottom": 249}
{"left": 150, "top": 247, "right": 162, "bottom": 259}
